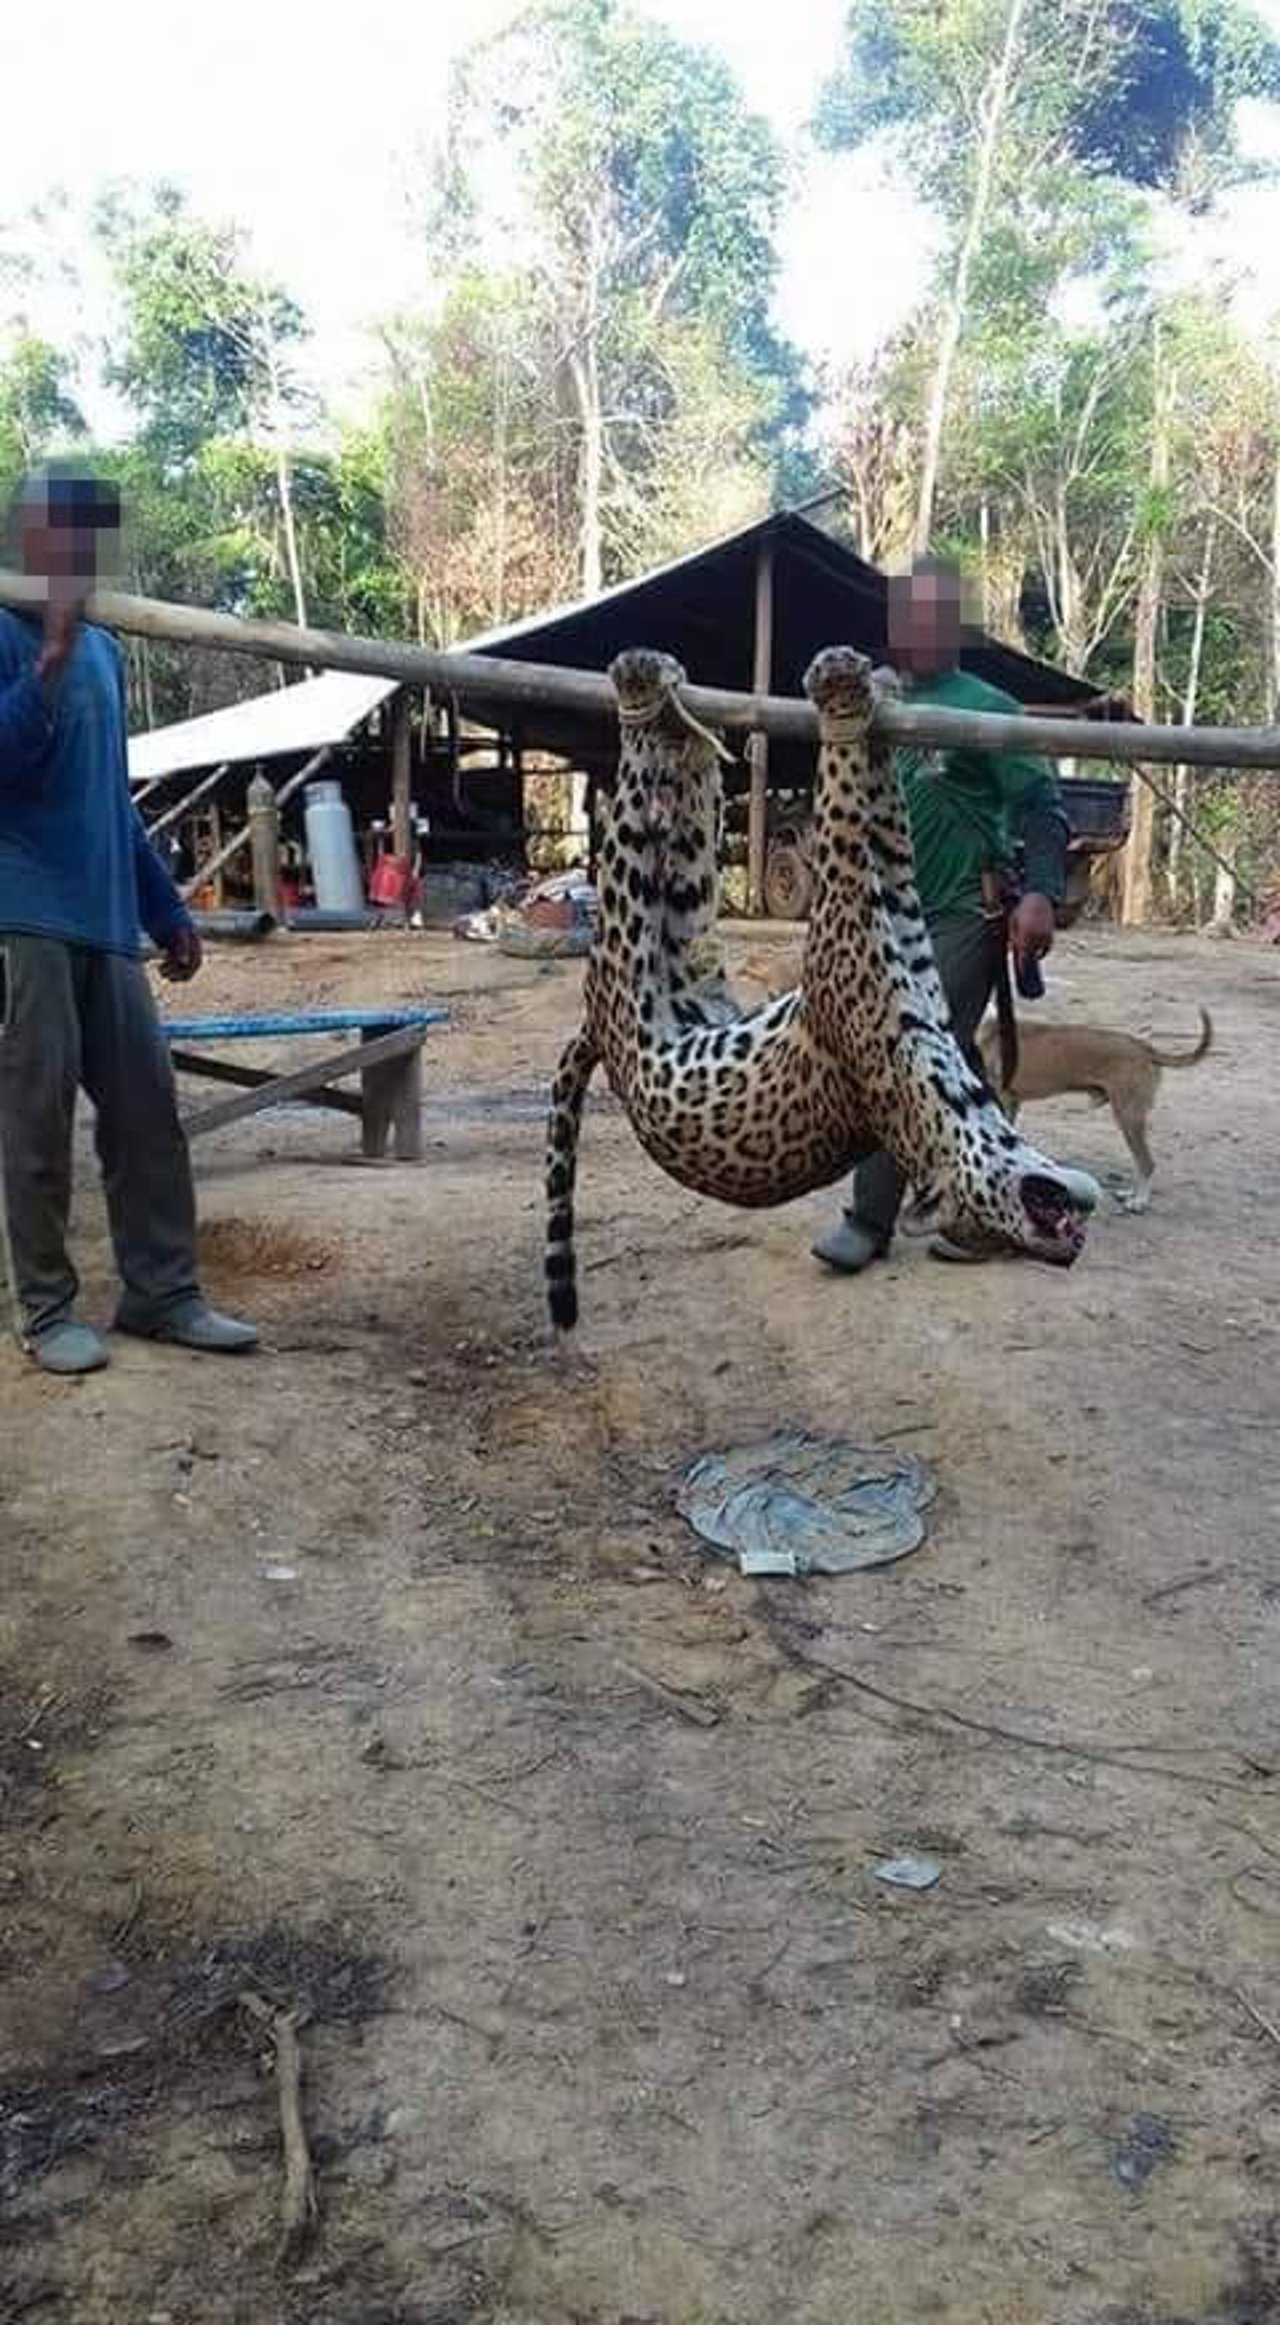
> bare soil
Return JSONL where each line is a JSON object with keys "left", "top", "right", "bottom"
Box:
{"left": 3, "top": 922, "right": 1280, "bottom": 2325}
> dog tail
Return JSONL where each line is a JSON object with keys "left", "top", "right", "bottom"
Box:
{"left": 1147, "top": 1007, "right": 1212, "bottom": 1069}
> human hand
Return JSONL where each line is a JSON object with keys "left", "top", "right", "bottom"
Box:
{"left": 1010, "top": 891, "right": 1056, "bottom": 964}
{"left": 158, "top": 924, "right": 203, "bottom": 983}
{"left": 36, "top": 586, "right": 86, "bottom": 686}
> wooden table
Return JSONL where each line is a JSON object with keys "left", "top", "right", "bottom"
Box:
{"left": 162, "top": 1008, "right": 449, "bottom": 1160}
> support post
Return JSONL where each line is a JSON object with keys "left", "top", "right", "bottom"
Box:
{"left": 747, "top": 541, "right": 774, "bottom": 918}
{"left": 360, "top": 1027, "right": 424, "bottom": 1161}
{"left": 181, "top": 743, "right": 334, "bottom": 900}
{"left": 147, "top": 760, "right": 232, "bottom": 840}
{"left": 208, "top": 804, "right": 225, "bottom": 908}
{"left": 248, "top": 773, "right": 281, "bottom": 914}
{"left": 1121, "top": 766, "right": 1158, "bottom": 927}
{"left": 390, "top": 690, "right": 413, "bottom": 863}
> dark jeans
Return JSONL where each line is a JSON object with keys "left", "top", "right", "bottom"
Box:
{"left": 0, "top": 935, "right": 199, "bottom": 1340}
{"left": 848, "top": 911, "right": 999, "bottom": 1246}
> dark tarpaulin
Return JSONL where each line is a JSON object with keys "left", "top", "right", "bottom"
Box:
{"left": 463, "top": 511, "right": 1107, "bottom": 787}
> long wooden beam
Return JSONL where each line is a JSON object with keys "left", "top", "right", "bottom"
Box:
{"left": 6, "top": 569, "right": 1280, "bottom": 773}
{"left": 180, "top": 744, "right": 334, "bottom": 899}
{"left": 147, "top": 759, "right": 231, "bottom": 838}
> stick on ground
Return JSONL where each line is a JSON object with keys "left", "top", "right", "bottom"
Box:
{"left": 1233, "top": 1989, "right": 1280, "bottom": 2052}
{"left": 616, "top": 1659, "right": 723, "bottom": 1728}
{"left": 758, "top": 1613, "right": 1273, "bottom": 1794}
{"left": 240, "top": 1991, "right": 318, "bottom": 2264}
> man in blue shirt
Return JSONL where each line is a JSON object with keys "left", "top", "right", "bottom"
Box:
{"left": 0, "top": 468, "right": 257, "bottom": 1374}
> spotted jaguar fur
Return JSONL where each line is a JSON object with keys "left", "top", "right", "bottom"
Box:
{"left": 544, "top": 645, "right": 1098, "bottom": 1328}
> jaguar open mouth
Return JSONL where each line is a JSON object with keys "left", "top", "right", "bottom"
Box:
{"left": 1019, "top": 1172, "right": 1091, "bottom": 1264}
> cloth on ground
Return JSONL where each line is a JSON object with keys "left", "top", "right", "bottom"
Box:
{"left": 677, "top": 1429, "right": 935, "bottom": 1578}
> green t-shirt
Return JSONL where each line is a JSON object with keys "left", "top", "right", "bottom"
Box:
{"left": 897, "top": 667, "right": 1066, "bottom": 921}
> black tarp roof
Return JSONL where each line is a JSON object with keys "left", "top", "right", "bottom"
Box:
{"left": 463, "top": 510, "right": 1102, "bottom": 785}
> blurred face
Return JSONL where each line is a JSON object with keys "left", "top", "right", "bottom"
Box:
{"left": 18, "top": 475, "right": 121, "bottom": 588}
{"left": 887, "top": 567, "right": 964, "bottom": 677}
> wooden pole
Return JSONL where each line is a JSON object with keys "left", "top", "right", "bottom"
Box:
{"left": 247, "top": 773, "right": 281, "bottom": 914}
{"left": 1121, "top": 320, "right": 1170, "bottom": 926}
{"left": 10, "top": 569, "right": 1280, "bottom": 772}
{"left": 133, "top": 770, "right": 176, "bottom": 812}
{"left": 747, "top": 540, "right": 774, "bottom": 917}
{"left": 145, "top": 760, "right": 232, "bottom": 840}
{"left": 181, "top": 744, "right": 334, "bottom": 900}
{"left": 390, "top": 690, "right": 413, "bottom": 861}
{"left": 208, "top": 803, "right": 226, "bottom": 909}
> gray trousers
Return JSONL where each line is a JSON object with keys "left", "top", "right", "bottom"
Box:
{"left": 0, "top": 935, "right": 199, "bottom": 1340}
{"left": 849, "top": 911, "right": 1000, "bottom": 1244}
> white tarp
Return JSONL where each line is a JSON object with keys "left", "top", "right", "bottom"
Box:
{"left": 129, "top": 669, "right": 400, "bottom": 787}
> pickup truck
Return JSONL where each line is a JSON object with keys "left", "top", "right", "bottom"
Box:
{"left": 752, "top": 774, "right": 1130, "bottom": 925}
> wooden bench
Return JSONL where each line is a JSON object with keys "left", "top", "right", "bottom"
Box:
{"left": 162, "top": 1008, "right": 449, "bottom": 1161}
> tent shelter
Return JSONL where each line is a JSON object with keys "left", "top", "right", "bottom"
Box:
{"left": 464, "top": 511, "right": 1120, "bottom": 913}
{"left": 128, "top": 512, "right": 1120, "bottom": 916}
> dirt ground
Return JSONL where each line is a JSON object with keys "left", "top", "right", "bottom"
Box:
{"left": 3, "top": 920, "right": 1280, "bottom": 2325}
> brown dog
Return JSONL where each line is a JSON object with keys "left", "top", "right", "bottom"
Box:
{"left": 978, "top": 1008, "right": 1212, "bottom": 1213}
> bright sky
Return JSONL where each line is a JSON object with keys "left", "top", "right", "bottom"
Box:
{"left": 4, "top": 0, "right": 1280, "bottom": 432}
{"left": 2, "top": 0, "right": 931, "bottom": 429}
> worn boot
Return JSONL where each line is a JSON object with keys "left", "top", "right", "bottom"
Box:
{"left": 811, "top": 1215, "right": 889, "bottom": 1275}
{"left": 115, "top": 1296, "right": 259, "bottom": 1354}
{"left": 28, "top": 1318, "right": 110, "bottom": 1375}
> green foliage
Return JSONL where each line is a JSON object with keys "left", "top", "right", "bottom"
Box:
{"left": 100, "top": 187, "right": 306, "bottom": 466}
{"left": 461, "top": 0, "right": 786, "bottom": 365}
{"left": 0, "top": 335, "right": 85, "bottom": 500}
{"left": 442, "top": 0, "right": 811, "bottom": 587}
{"left": 378, "top": 268, "right": 578, "bottom": 642}
{"left": 297, "top": 433, "right": 408, "bottom": 639}
{"left": 1, "top": 5, "right": 811, "bottom": 697}
{"left": 1071, "top": 0, "right": 1280, "bottom": 187}
{"left": 816, "top": 0, "right": 1097, "bottom": 210}
{"left": 3, "top": 0, "right": 1280, "bottom": 920}
{"left": 818, "top": 0, "right": 1280, "bottom": 197}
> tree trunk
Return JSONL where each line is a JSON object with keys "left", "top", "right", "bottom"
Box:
{"left": 141, "top": 633, "right": 156, "bottom": 729}
{"left": 274, "top": 435, "right": 308, "bottom": 632}
{"left": 1210, "top": 852, "right": 1237, "bottom": 931}
{"left": 1121, "top": 327, "right": 1173, "bottom": 928}
{"left": 567, "top": 219, "right": 605, "bottom": 600}
{"left": 261, "top": 303, "right": 308, "bottom": 633}
{"left": 1167, "top": 513, "right": 1216, "bottom": 905}
{"left": 912, "top": 0, "right": 1029, "bottom": 555}
{"left": 491, "top": 331, "right": 509, "bottom": 627}
{"left": 129, "top": 560, "right": 158, "bottom": 728}
{"left": 570, "top": 336, "right": 603, "bottom": 600}
{"left": 978, "top": 498, "right": 991, "bottom": 628}
{"left": 1058, "top": 543, "right": 1087, "bottom": 677}
{"left": 1270, "top": 429, "right": 1280, "bottom": 723}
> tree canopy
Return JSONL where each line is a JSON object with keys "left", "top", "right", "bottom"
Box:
{"left": 4, "top": 0, "right": 1280, "bottom": 917}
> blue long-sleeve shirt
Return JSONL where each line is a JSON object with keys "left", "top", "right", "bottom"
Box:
{"left": 0, "top": 607, "right": 190, "bottom": 957}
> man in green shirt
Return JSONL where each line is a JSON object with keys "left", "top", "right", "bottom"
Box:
{"left": 813, "top": 556, "right": 1067, "bottom": 1272}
